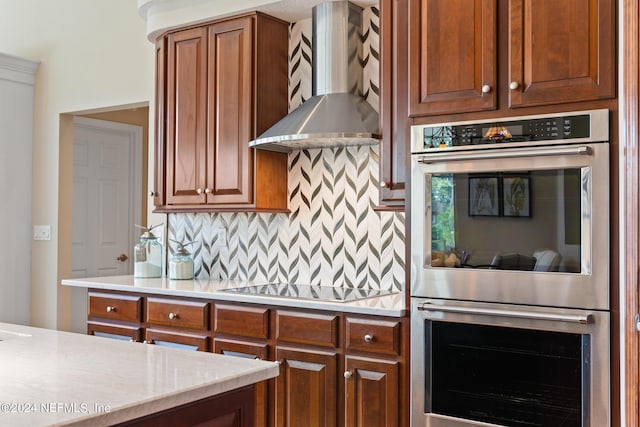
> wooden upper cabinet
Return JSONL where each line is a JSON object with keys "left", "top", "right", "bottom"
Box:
{"left": 165, "top": 26, "right": 208, "bottom": 205}
{"left": 408, "top": 0, "right": 615, "bottom": 117}
{"left": 156, "top": 13, "right": 289, "bottom": 212}
{"left": 153, "top": 38, "right": 166, "bottom": 207}
{"left": 508, "top": 0, "right": 615, "bottom": 107}
{"left": 207, "top": 18, "right": 253, "bottom": 205}
{"left": 409, "top": 0, "right": 497, "bottom": 117}
{"left": 379, "top": 0, "right": 408, "bottom": 207}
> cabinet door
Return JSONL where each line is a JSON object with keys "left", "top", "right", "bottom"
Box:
{"left": 379, "top": 0, "right": 407, "bottom": 206}
{"left": 207, "top": 17, "right": 254, "bottom": 205}
{"left": 508, "top": 0, "right": 615, "bottom": 107}
{"left": 153, "top": 38, "right": 166, "bottom": 207}
{"left": 409, "top": 0, "right": 497, "bottom": 116}
{"left": 215, "top": 339, "right": 269, "bottom": 427}
{"left": 275, "top": 347, "right": 338, "bottom": 427}
{"left": 344, "top": 356, "right": 399, "bottom": 427}
{"left": 165, "top": 26, "right": 208, "bottom": 205}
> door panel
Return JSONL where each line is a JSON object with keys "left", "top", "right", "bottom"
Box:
{"left": 72, "top": 118, "right": 140, "bottom": 278}
{"left": 344, "top": 356, "right": 399, "bottom": 427}
{"left": 409, "top": 0, "right": 497, "bottom": 116}
{"left": 508, "top": 0, "right": 615, "bottom": 107}
{"left": 166, "top": 26, "right": 208, "bottom": 205}
{"left": 208, "top": 17, "right": 253, "bottom": 204}
{"left": 275, "top": 347, "right": 337, "bottom": 427}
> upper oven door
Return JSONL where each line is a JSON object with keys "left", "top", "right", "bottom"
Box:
{"left": 410, "top": 142, "right": 609, "bottom": 310}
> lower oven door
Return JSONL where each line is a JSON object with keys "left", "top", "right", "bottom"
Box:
{"left": 410, "top": 298, "right": 610, "bottom": 427}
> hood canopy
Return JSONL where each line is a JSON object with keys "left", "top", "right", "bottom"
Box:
{"left": 249, "top": 1, "right": 380, "bottom": 153}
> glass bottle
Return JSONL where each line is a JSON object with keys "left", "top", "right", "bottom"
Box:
{"left": 134, "top": 224, "right": 163, "bottom": 278}
{"left": 168, "top": 240, "right": 195, "bottom": 280}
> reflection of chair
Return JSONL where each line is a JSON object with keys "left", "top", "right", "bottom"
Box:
{"left": 489, "top": 249, "right": 562, "bottom": 271}
{"left": 532, "top": 249, "right": 562, "bottom": 272}
{"left": 489, "top": 253, "right": 536, "bottom": 270}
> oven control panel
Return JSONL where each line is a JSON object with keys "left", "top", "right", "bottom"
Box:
{"left": 420, "top": 113, "right": 593, "bottom": 150}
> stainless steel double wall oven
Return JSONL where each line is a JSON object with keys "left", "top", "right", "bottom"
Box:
{"left": 410, "top": 109, "right": 611, "bottom": 427}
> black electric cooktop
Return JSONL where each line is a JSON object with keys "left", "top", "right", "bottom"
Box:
{"left": 221, "top": 283, "right": 398, "bottom": 303}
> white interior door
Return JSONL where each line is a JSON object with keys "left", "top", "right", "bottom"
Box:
{"left": 70, "top": 116, "right": 141, "bottom": 331}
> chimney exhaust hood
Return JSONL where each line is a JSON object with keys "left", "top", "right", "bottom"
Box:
{"left": 249, "top": 1, "right": 380, "bottom": 153}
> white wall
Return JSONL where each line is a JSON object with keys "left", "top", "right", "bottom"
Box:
{"left": 0, "top": 0, "right": 155, "bottom": 330}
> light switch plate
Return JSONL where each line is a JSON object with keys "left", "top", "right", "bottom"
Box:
{"left": 212, "top": 227, "right": 227, "bottom": 248}
{"left": 33, "top": 225, "right": 51, "bottom": 241}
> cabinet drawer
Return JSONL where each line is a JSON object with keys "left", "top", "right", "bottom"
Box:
{"left": 214, "top": 338, "right": 269, "bottom": 360}
{"left": 88, "top": 292, "right": 143, "bottom": 323}
{"left": 275, "top": 311, "right": 339, "bottom": 348}
{"left": 87, "top": 321, "right": 143, "bottom": 343}
{"left": 214, "top": 304, "right": 269, "bottom": 339}
{"left": 145, "top": 328, "right": 211, "bottom": 352}
{"left": 146, "top": 298, "right": 210, "bottom": 331}
{"left": 345, "top": 317, "right": 401, "bottom": 356}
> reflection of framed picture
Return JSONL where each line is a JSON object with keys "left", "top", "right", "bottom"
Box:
{"left": 502, "top": 175, "right": 531, "bottom": 217}
{"left": 468, "top": 175, "right": 500, "bottom": 216}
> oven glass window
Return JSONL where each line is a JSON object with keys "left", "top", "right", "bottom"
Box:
{"left": 430, "top": 169, "right": 582, "bottom": 272}
{"left": 429, "top": 321, "right": 585, "bottom": 426}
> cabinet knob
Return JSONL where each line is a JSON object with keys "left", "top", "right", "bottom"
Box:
{"left": 509, "top": 81, "right": 520, "bottom": 90}
{"left": 143, "top": 340, "right": 149, "bottom": 344}
{"left": 149, "top": 191, "right": 156, "bottom": 197}
{"left": 364, "top": 334, "right": 374, "bottom": 343}
{"left": 196, "top": 188, "right": 203, "bottom": 194}
{"left": 129, "top": 338, "right": 136, "bottom": 343}
{"left": 481, "top": 84, "right": 492, "bottom": 93}
{"left": 204, "top": 188, "right": 211, "bottom": 194}
{"left": 343, "top": 371, "right": 353, "bottom": 379}
{"left": 380, "top": 181, "right": 388, "bottom": 188}
{"left": 106, "top": 306, "right": 116, "bottom": 313}
{"left": 168, "top": 312, "right": 178, "bottom": 320}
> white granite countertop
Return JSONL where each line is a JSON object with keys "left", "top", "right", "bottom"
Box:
{"left": 0, "top": 322, "right": 279, "bottom": 427}
{"left": 61, "top": 275, "right": 406, "bottom": 317}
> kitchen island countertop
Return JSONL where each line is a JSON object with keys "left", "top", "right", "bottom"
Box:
{"left": 0, "top": 322, "right": 279, "bottom": 426}
{"left": 62, "top": 275, "right": 406, "bottom": 317}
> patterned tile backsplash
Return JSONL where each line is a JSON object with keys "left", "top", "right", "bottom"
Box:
{"left": 168, "top": 6, "right": 406, "bottom": 292}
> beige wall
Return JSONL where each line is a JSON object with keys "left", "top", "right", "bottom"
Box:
{"left": 0, "top": 0, "right": 156, "bottom": 330}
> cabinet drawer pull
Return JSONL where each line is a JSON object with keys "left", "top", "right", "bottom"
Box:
{"left": 196, "top": 188, "right": 203, "bottom": 194}
{"left": 481, "top": 84, "right": 491, "bottom": 93}
{"left": 343, "top": 371, "right": 353, "bottom": 379}
{"left": 168, "top": 312, "right": 178, "bottom": 320}
{"left": 509, "top": 81, "right": 520, "bottom": 90}
{"left": 364, "top": 334, "right": 373, "bottom": 343}
{"left": 106, "top": 306, "right": 116, "bottom": 313}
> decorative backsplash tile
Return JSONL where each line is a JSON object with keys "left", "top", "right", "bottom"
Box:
{"left": 167, "top": 6, "right": 405, "bottom": 292}
{"left": 169, "top": 145, "right": 405, "bottom": 291}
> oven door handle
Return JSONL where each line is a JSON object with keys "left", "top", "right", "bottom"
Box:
{"left": 417, "top": 303, "right": 593, "bottom": 324}
{"left": 416, "top": 145, "right": 591, "bottom": 164}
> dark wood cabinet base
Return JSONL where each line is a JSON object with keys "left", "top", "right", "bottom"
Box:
{"left": 114, "top": 385, "right": 255, "bottom": 427}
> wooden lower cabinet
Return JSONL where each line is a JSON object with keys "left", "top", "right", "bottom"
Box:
{"left": 275, "top": 347, "right": 338, "bottom": 427}
{"left": 114, "top": 384, "right": 255, "bottom": 427}
{"left": 86, "top": 291, "right": 406, "bottom": 427}
{"left": 344, "top": 356, "right": 399, "bottom": 427}
{"left": 214, "top": 338, "right": 270, "bottom": 427}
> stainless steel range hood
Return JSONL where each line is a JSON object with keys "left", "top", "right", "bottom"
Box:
{"left": 249, "top": 1, "right": 380, "bottom": 153}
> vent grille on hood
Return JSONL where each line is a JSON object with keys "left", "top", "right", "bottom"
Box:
{"left": 249, "top": 1, "right": 380, "bottom": 153}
